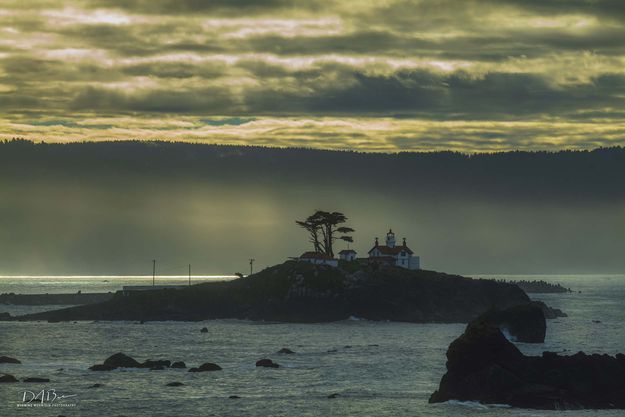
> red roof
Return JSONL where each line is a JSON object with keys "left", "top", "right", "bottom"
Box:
{"left": 300, "top": 251, "right": 335, "bottom": 260}
{"left": 368, "top": 245, "right": 414, "bottom": 255}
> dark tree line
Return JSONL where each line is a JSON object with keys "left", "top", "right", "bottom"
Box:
{"left": 1, "top": 140, "right": 624, "bottom": 203}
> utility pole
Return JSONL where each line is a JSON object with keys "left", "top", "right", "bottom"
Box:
{"left": 152, "top": 259, "right": 156, "bottom": 286}
{"left": 188, "top": 264, "right": 191, "bottom": 286}
{"left": 249, "top": 258, "right": 255, "bottom": 276}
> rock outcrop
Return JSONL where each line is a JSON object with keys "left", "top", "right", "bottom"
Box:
{"left": 256, "top": 359, "right": 279, "bottom": 368}
{"left": 470, "top": 302, "right": 546, "bottom": 343}
{"left": 23, "top": 377, "right": 50, "bottom": 383}
{"left": 143, "top": 359, "right": 171, "bottom": 369}
{"left": 429, "top": 322, "right": 625, "bottom": 409}
{"left": 90, "top": 353, "right": 182, "bottom": 371}
{"left": 532, "top": 300, "right": 567, "bottom": 319}
{"left": 0, "top": 356, "right": 21, "bottom": 364}
{"left": 277, "top": 348, "right": 295, "bottom": 354}
{"left": 101, "top": 352, "right": 141, "bottom": 370}
{"left": 0, "top": 373, "right": 18, "bottom": 383}
{"left": 188, "top": 362, "right": 222, "bottom": 372}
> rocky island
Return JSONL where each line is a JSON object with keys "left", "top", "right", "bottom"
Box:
{"left": 429, "top": 321, "right": 625, "bottom": 409}
{"left": 10, "top": 261, "right": 535, "bottom": 323}
{"left": 0, "top": 292, "right": 114, "bottom": 305}
{"left": 496, "top": 279, "right": 572, "bottom": 294}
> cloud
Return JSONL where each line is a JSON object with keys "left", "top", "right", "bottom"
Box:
{"left": 201, "top": 117, "right": 255, "bottom": 126}
{"left": 1, "top": 0, "right": 625, "bottom": 151}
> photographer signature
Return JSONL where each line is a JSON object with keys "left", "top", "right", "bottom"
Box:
{"left": 22, "top": 389, "right": 77, "bottom": 404}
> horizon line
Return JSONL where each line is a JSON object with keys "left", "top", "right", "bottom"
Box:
{"left": 2, "top": 137, "right": 624, "bottom": 156}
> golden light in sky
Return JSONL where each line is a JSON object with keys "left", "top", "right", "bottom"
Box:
{"left": 1, "top": 0, "right": 625, "bottom": 152}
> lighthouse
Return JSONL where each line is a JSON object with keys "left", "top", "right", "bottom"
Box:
{"left": 368, "top": 228, "right": 420, "bottom": 270}
{"left": 385, "top": 229, "right": 396, "bottom": 248}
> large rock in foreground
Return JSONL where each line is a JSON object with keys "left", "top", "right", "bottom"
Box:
{"left": 429, "top": 322, "right": 625, "bottom": 409}
{"left": 14, "top": 262, "right": 533, "bottom": 324}
{"left": 470, "top": 302, "right": 546, "bottom": 343}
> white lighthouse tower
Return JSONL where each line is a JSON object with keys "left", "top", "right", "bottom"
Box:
{"left": 368, "top": 228, "right": 420, "bottom": 270}
{"left": 385, "top": 229, "right": 396, "bottom": 248}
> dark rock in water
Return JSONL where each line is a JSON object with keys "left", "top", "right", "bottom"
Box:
{"left": 200, "top": 327, "right": 208, "bottom": 333}
{"left": 532, "top": 300, "right": 567, "bottom": 319}
{"left": 593, "top": 320, "right": 602, "bottom": 324}
{"left": 277, "top": 348, "right": 295, "bottom": 354}
{"left": 0, "top": 373, "right": 18, "bottom": 383}
{"left": 255, "top": 359, "right": 279, "bottom": 368}
{"left": 229, "top": 395, "right": 241, "bottom": 399}
{"left": 188, "top": 362, "right": 222, "bottom": 372}
{"left": 103, "top": 352, "right": 141, "bottom": 369}
{"left": 89, "top": 364, "right": 114, "bottom": 371}
{"left": 90, "top": 352, "right": 142, "bottom": 371}
{"left": 343, "top": 345, "right": 352, "bottom": 349}
{"left": 24, "top": 377, "right": 50, "bottom": 382}
{"left": 142, "top": 359, "right": 171, "bottom": 369}
{"left": 327, "top": 349, "right": 338, "bottom": 353}
{"left": 470, "top": 302, "right": 546, "bottom": 343}
{"left": 0, "top": 312, "right": 11, "bottom": 320}
{"left": 429, "top": 321, "right": 625, "bottom": 409}
{"left": 328, "top": 393, "right": 340, "bottom": 399}
{"left": 91, "top": 354, "right": 176, "bottom": 371}
{"left": 166, "top": 381, "right": 184, "bottom": 387}
{"left": 171, "top": 361, "right": 186, "bottom": 369}
{"left": 88, "top": 383, "right": 104, "bottom": 388}
{"left": 0, "top": 356, "right": 21, "bottom": 364}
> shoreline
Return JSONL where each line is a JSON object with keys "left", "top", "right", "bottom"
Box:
{"left": 0, "top": 292, "right": 115, "bottom": 306}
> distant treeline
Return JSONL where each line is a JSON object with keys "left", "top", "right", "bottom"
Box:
{"left": 1, "top": 139, "right": 624, "bottom": 203}
{"left": 495, "top": 279, "right": 572, "bottom": 293}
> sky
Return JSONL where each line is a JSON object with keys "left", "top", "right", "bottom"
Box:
{"left": 2, "top": 0, "right": 625, "bottom": 152}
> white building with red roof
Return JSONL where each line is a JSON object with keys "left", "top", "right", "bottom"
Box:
{"left": 338, "top": 249, "right": 357, "bottom": 261}
{"left": 368, "top": 229, "right": 420, "bottom": 270}
{"left": 298, "top": 251, "right": 339, "bottom": 267}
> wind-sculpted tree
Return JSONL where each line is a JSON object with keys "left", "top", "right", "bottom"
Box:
{"left": 296, "top": 210, "right": 354, "bottom": 257}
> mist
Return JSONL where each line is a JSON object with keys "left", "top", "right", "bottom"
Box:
{"left": 1, "top": 141, "right": 624, "bottom": 275}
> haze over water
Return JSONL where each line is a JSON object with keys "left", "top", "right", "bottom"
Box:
{"left": 0, "top": 275, "right": 235, "bottom": 295}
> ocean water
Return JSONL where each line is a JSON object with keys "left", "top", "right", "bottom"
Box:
{"left": 0, "top": 275, "right": 235, "bottom": 295}
{"left": 0, "top": 274, "right": 624, "bottom": 417}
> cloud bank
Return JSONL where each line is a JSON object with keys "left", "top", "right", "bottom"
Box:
{"left": 1, "top": 0, "right": 625, "bottom": 151}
